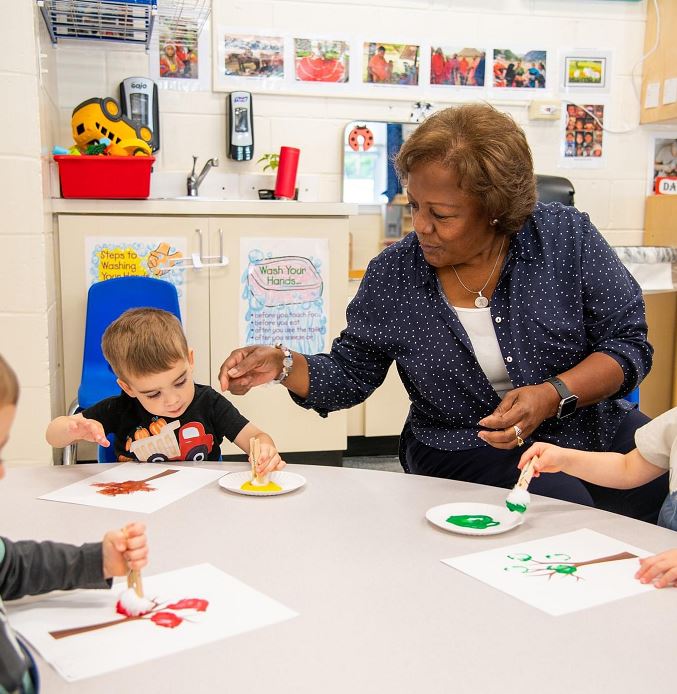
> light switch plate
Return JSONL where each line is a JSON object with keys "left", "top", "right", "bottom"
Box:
{"left": 528, "top": 100, "right": 561, "bottom": 120}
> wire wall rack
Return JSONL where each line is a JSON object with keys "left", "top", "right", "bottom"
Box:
{"left": 37, "top": 0, "right": 158, "bottom": 49}
{"left": 157, "top": 0, "right": 211, "bottom": 44}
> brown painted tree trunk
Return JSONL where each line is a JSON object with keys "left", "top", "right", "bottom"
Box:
{"left": 573, "top": 551, "right": 637, "bottom": 568}
{"left": 49, "top": 614, "right": 146, "bottom": 640}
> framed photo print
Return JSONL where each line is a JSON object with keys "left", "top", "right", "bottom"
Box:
{"left": 648, "top": 135, "right": 677, "bottom": 195}
{"left": 561, "top": 102, "right": 605, "bottom": 167}
{"left": 294, "top": 38, "right": 350, "bottom": 83}
{"left": 561, "top": 50, "right": 611, "bottom": 93}
{"left": 492, "top": 48, "right": 547, "bottom": 90}
{"left": 363, "top": 42, "right": 420, "bottom": 86}
{"left": 430, "top": 46, "right": 486, "bottom": 88}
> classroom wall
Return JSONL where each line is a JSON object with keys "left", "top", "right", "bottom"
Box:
{"left": 1, "top": 4, "right": 59, "bottom": 465}
{"left": 51, "top": 0, "right": 663, "bottom": 245}
{"left": 0, "top": 0, "right": 666, "bottom": 464}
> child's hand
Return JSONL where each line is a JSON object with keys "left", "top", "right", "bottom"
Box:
{"left": 635, "top": 549, "right": 677, "bottom": 588}
{"left": 102, "top": 522, "right": 148, "bottom": 579}
{"left": 68, "top": 415, "right": 109, "bottom": 446}
{"left": 517, "top": 441, "right": 567, "bottom": 477}
{"left": 254, "top": 441, "right": 286, "bottom": 477}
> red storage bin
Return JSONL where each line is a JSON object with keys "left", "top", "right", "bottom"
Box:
{"left": 54, "top": 155, "right": 155, "bottom": 199}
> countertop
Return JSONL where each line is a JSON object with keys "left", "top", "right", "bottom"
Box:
{"left": 51, "top": 198, "right": 358, "bottom": 216}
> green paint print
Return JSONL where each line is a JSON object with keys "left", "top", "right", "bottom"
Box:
{"left": 446, "top": 514, "right": 500, "bottom": 530}
{"left": 505, "top": 500, "right": 527, "bottom": 513}
{"left": 503, "top": 551, "right": 638, "bottom": 581}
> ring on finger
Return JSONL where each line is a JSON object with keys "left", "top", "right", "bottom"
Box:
{"left": 513, "top": 424, "right": 523, "bottom": 438}
{"left": 516, "top": 435, "right": 525, "bottom": 447}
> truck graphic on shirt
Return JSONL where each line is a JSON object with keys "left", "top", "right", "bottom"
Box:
{"left": 130, "top": 420, "right": 214, "bottom": 462}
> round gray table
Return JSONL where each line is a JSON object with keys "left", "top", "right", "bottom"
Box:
{"left": 2, "top": 463, "right": 674, "bottom": 693}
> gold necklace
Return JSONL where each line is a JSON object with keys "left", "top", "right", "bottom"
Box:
{"left": 450, "top": 235, "right": 505, "bottom": 308}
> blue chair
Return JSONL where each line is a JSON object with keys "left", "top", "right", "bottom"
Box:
{"left": 625, "top": 387, "right": 640, "bottom": 407}
{"left": 63, "top": 276, "right": 181, "bottom": 465}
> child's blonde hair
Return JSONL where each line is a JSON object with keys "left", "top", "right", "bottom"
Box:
{"left": 102, "top": 308, "right": 188, "bottom": 382}
{"left": 0, "top": 353, "right": 19, "bottom": 407}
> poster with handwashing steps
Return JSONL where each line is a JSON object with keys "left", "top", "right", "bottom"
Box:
{"left": 240, "top": 237, "right": 330, "bottom": 353}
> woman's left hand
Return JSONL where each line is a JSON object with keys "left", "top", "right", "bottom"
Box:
{"left": 477, "top": 383, "right": 559, "bottom": 449}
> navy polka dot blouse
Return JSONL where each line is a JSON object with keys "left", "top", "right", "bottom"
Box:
{"left": 291, "top": 202, "right": 652, "bottom": 453}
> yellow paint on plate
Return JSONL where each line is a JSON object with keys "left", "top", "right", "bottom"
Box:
{"left": 240, "top": 480, "right": 283, "bottom": 493}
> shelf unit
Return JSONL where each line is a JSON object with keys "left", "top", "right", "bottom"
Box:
{"left": 37, "top": 0, "right": 158, "bottom": 49}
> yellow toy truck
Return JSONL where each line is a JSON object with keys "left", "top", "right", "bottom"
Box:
{"left": 71, "top": 97, "right": 153, "bottom": 156}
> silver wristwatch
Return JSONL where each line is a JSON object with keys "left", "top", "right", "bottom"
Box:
{"left": 271, "top": 341, "right": 293, "bottom": 384}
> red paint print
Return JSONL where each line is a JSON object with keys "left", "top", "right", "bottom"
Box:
{"left": 49, "top": 596, "right": 210, "bottom": 640}
{"left": 91, "top": 468, "right": 179, "bottom": 496}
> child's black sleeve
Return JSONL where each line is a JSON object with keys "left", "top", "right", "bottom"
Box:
{"left": 209, "top": 388, "right": 249, "bottom": 443}
{"left": 80, "top": 395, "right": 125, "bottom": 434}
{"left": 0, "top": 537, "right": 110, "bottom": 601}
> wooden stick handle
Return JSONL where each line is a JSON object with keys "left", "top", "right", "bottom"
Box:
{"left": 517, "top": 456, "right": 537, "bottom": 490}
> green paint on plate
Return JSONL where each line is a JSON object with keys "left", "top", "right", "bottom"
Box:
{"left": 446, "top": 514, "right": 500, "bottom": 530}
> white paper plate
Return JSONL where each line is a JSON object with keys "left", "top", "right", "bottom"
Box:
{"left": 426, "top": 502, "right": 525, "bottom": 536}
{"left": 218, "top": 470, "right": 306, "bottom": 497}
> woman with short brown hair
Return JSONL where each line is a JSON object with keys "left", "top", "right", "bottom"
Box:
{"left": 219, "top": 103, "right": 666, "bottom": 523}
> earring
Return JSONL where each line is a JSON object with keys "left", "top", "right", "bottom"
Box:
{"left": 490, "top": 218, "right": 498, "bottom": 226}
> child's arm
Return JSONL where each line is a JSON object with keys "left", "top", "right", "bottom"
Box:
{"left": 635, "top": 549, "right": 677, "bottom": 588}
{"left": 0, "top": 522, "right": 147, "bottom": 601}
{"left": 46, "top": 413, "right": 109, "bottom": 448}
{"left": 234, "top": 422, "right": 286, "bottom": 477}
{"left": 517, "top": 441, "right": 665, "bottom": 489}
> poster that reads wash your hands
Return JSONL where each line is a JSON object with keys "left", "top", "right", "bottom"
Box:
{"left": 239, "top": 237, "right": 330, "bottom": 353}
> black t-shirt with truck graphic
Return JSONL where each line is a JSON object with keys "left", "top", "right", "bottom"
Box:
{"left": 82, "top": 384, "right": 249, "bottom": 462}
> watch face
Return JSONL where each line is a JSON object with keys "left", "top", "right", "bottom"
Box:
{"left": 558, "top": 395, "right": 578, "bottom": 419}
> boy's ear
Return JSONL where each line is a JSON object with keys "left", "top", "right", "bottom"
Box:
{"left": 187, "top": 348, "right": 195, "bottom": 369}
{"left": 117, "top": 378, "right": 137, "bottom": 399}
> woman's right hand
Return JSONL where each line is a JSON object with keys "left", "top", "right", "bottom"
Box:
{"left": 218, "top": 345, "right": 283, "bottom": 395}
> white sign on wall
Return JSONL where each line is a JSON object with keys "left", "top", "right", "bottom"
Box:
{"left": 239, "top": 237, "right": 330, "bottom": 353}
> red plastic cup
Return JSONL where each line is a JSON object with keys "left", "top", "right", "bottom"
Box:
{"left": 274, "top": 146, "right": 300, "bottom": 199}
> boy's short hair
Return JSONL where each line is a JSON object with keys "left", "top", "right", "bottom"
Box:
{"left": 0, "top": 353, "right": 19, "bottom": 407}
{"left": 102, "top": 308, "right": 188, "bottom": 382}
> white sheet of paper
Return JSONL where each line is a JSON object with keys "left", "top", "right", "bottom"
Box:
{"left": 39, "top": 463, "right": 225, "bottom": 513}
{"left": 442, "top": 529, "right": 654, "bottom": 616}
{"left": 8, "top": 563, "right": 298, "bottom": 682}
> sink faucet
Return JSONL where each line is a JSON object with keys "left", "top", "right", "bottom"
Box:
{"left": 187, "top": 155, "right": 219, "bottom": 196}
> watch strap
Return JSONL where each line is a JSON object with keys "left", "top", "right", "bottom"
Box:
{"left": 545, "top": 376, "right": 573, "bottom": 400}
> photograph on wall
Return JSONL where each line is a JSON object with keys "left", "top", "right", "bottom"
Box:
{"left": 239, "top": 237, "right": 330, "bottom": 354}
{"left": 294, "top": 38, "right": 349, "bottom": 83}
{"left": 158, "top": 15, "right": 199, "bottom": 79}
{"left": 430, "top": 46, "right": 486, "bottom": 87}
{"left": 223, "top": 33, "right": 284, "bottom": 79}
{"left": 362, "top": 42, "right": 420, "bottom": 86}
{"left": 492, "top": 48, "right": 547, "bottom": 89}
{"left": 563, "top": 103, "right": 604, "bottom": 159}
{"left": 565, "top": 56, "right": 607, "bottom": 89}
{"left": 651, "top": 136, "right": 677, "bottom": 194}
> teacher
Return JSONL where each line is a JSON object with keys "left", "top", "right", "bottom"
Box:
{"left": 219, "top": 103, "right": 667, "bottom": 523}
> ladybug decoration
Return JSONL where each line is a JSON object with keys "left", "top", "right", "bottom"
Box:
{"left": 348, "top": 125, "right": 374, "bottom": 152}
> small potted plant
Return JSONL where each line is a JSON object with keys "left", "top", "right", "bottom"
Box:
{"left": 256, "top": 153, "right": 279, "bottom": 199}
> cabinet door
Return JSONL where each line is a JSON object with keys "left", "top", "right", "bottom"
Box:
{"left": 57, "top": 215, "right": 211, "bottom": 411}
{"left": 208, "top": 216, "right": 349, "bottom": 454}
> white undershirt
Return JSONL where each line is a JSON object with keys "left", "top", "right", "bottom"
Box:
{"left": 453, "top": 305, "right": 513, "bottom": 399}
